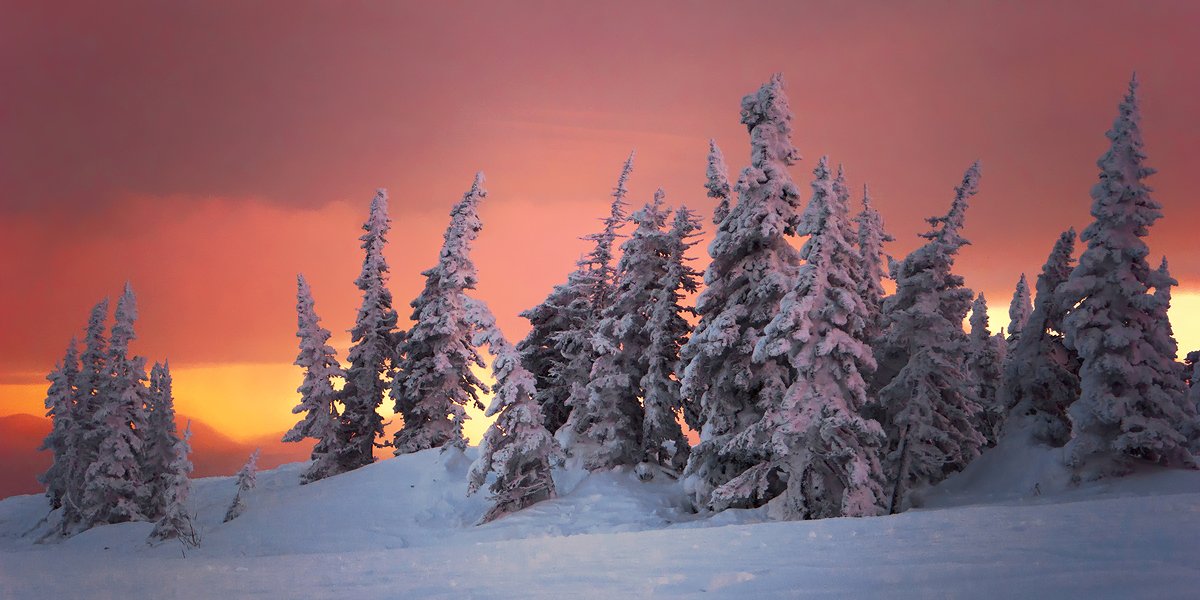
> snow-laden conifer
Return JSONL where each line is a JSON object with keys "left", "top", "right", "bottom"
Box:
{"left": 224, "top": 449, "right": 260, "bottom": 523}
{"left": 680, "top": 74, "right": 804, "bottom": 510}
{"left": 643, "top": 204, "right": 703, "bottom": 467}
{"left": 874, "top": 163, "right": 986, "bottom": 514}
{"left": 64, "top": 300, "right": 110, "bottom": 528}
{"left": 1060, "top": 77, "right": 1198, "bottom": 477}
{"left": 855, "top": 185, "right": 894, "bottom": 344}
{"left": 517, "top": 275, "right": 589, "bottom": 434}
{"left": 283, "top": 275, "right": 344, "bottom": 483}
{"left": 142, "top": 361, "right": 182, "bottom": 520}
{"left": 83, "top": 284, "right": 149, "bottom": 526}
{"left": 1000, "top": 228, "right": 1080, "bottom": 446}
{"left": 466, "top": 299, "right": 563, "bottom": 523}
{"left": 148, "top": 423, "right": 195, "bottom": 546}
{"left": 705, "top": 140, "right": 732, "bottom": 225}
{"left": 393, "top": 173, "right": 488, "bottom": 454}
{"left": 967, "top": 294, "right": 1005, "bottom": 446}
{"left": 710, "top": 157, "right": 884, "bottom": 519}
{"left": 39, "top": 339, "right": 80, "bottom": 510}
{"left": 1008, "top": 274, "right": 1033, "bottom": 343}
{"left": 337, "top": 190, "right": 399, "bottom": 472}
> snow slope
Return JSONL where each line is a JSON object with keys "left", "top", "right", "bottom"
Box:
{"left": 1, "top": 446, "right": 1198, "bottom": 599}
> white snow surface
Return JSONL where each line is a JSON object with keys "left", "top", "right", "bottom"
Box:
{"left": 2, "top": 445, "right": 1198, "bottom": 599}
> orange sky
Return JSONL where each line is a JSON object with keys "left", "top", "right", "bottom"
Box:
{"left": 2, "top": 1, "right": 1200, "bottom": 444}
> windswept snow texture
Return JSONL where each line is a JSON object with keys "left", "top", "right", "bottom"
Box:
{"left": 1, "top": 449, "right": 1198, "bottom": 599}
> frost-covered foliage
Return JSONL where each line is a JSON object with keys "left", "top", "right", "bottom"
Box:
{"left": 393, "top": 174, "right": 488, "bottom": 454}
{"left": 643, "top": 205, "right": 703, "bottom": 467}
{"left": 1007, "top": 274, "right": 1033, "bottom": 343}
{"left": 705, "top": 139, "right": 732, "bottom": 226}
{"left": 148, "top": 423, "right": 194, "bottom": 546}
{"left": 681, "top": 74, "right": 804, "bottom": 511}
{"left": 142, "top": 361, "right": 183, "bottom": 520}
{"left": 967, "top": 294, "right": 1005, "bottom": 446}
{"left": 1060, "top": 77, "right": 1198, "bottom": 479}
{"left": 854, "top": 185, "right": 894, "bottom": 343}
{"left": 63, "top": 300, "right": 110, "bottom": 529}
{"left": 224, "top": 449, "right": 260, "bottom": 523}
{"left": 337, "top": 189, "right": 399, "bottom": 473}
{"left": 712, "top": 157, "right": 885, "bottom": 520}
{"left": 283, "top": 275, "right": 344, "bottom": 484}
{"left": 874, "top": 164, "right": 986, "bottom": 514}
{"left": 83, "top": 284, "right": 149, "bottom": 527}
{"left": 1001, "top": 229, "right": 1080, "bottom": 446}
{"left": 517, "top": 275, "right": 589, "bottom": 434}
{"left": 38, "top": 339, "right": 80, "bottom": 510}
{"left": 466, "top": 299, "right": 563, "bottom": 524}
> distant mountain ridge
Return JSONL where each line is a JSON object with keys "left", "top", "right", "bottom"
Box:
{"left": 0, "top": 413, "right": 313, "bottom": 499}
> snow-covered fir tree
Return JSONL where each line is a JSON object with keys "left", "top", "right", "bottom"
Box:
{"left": 337, "top": 190, "right": 399, "bottom": 473}
{"left": 1060, "top": 77, "right": 1198, "bottom": 478}
{"left": 142, "top": 361, "right": 183, "bottom": 520}
{"left": 62, "top": 300, "right": 110, "bottom": 529}
{"left": 712, "top": 156, "right": 885, "bottom": 520}
{"left": 873, "top": 163, "right": 986, "bottom": 514}
{"left": 642, "top": 204, "right": 703, "bottom": 469}
{"left": 224, "top": 449, "right": 260, "bottom": 523}
{"left": 855, "top": 185, "right": 894, "bottom": 344}
{"left": 705, "top": 139, "right": 732, "bottom": 226}
{"left": 393, "top": 173, "right": 488, "bottom": 454}
{"left": 517, "top": 272, "right": 589, "bottom": 434}
{"left": 148, "top": 423, "right": 194, "bottom": 546}
{"left": 680, "top": 74, "right": 804, "bottom": 511}
{"left": 83, "top": 284, "right": 149, "bottom": 526}
{"left": 466, "top": 299, "right": 564, "bottom": 523}
{"left": 1007, "top": 273, "right": 1033, "bottom": 343}
{"left": 967, "top": 294, "right": 1005, "bottom": 446}
{"left": 1001, "top": 229, "right": 1080, "bottom": 446}
{"left": 38, "top": 339, "right": 80, "bottom": 510}
{"left": 283, "top": 275, "right": 345, "bottom": 484}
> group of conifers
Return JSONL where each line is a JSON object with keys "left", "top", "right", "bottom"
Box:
{"left": 39, "top": 73, "right": 1200, "bottom": 533}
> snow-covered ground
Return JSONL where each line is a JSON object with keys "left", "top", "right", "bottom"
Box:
{"left": 1, "top": 444, "right": 1198, "bottom": 599}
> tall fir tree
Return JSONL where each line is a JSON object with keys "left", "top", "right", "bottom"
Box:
{"left": 714, "top": 156, "right": 885, "bottom": 519}
{"left": 1007, "top": 273, "right": 1033, "bottom": 343}
{"left": 39, "top": 339, "right": 80, "bottom": 510}
{"left": 393, "top": 173, "right": 488, "bottom": 454}
{"left": 874, "top": 164, "right": 986, "bottom": 514}
{"left": 642, "top": 204, "right": 703, "bottom": 469}
{"left": 967, "top": 294, "right": 1005, "bottom": 446}
{"left": 284, "top": 275, "right": 345, "bottom": 484}
{"left": 466, "top": 298, "right": 564, "bottom": 523}
{"left": 337, "top": 190, "right": 399, "bottom": 472}
{"left": 83, "top": 284, "right": 149, "bottom": 526}
{"left": 1001, "top": 229, "right": 1080, "bottom": 446}
{"left": 855, "top": 185, "right": 894, "bottom": 344}
{"left": 680, "top": 74, "right": 804, "bottom": 510}
{"left": 148, "top": 423, "right": 194, "bottom": 546}
{"left": 64, "top": 300, "right": 110, "bottom": 529}
{"left": 1060, "top": 77, "right": 1198, "bottom": 478}
{"left": 224, "top": 449, "right": 260, "bottom": 523}
{"left": 141, "top": 361, "right": 183, "bottom": 520}
{"left": 705, "top": 139, "right": 732, "bottom": 226}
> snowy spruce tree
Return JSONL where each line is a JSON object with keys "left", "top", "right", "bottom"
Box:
{"left": 642, "top": 204, "right": 703, "bottom": 469}
{"left": 148, "top": 423, "right": 195, "bottom": 546}
{"left": 393, "top": 173, "right": 488, "bottom": 454}
{"left": 38, "top": 339, "right": 80, "bottom": 510}
{"left": 466, "top": 299, "right": 564, "bottom": 523}
{"left": 61, "top": 299, "right": 110, "bottom": 528}
{"left": 1001, "top": 229, "right": 1080, "bottom": 446}
{"left": 680, "top": 74, "right": 804, "bottom": 510}
{"left": 713, "top": 156, "right": 885, "bottom": 519}
{"left": 1059, "top": 77, "right": 1198, "bottom": 478}
{"left": 554, "top": 154, "right": 635, "bottom": 444}
{"left": 283, "top": 275, "right": 345, "bottom": 484}
{"left": 142, "top": 361, "right": 183, "bottom": 520}
{"left": 82, "top": 284, "right": 149, "bottom": 526}
{"left": 873, "top": 163, "right": 986, "bottom": 514}
{"left": 1007, "top": 274, "right": 1033, "bottom": 343}
{"left": 337, "top": 189, "right": 399, "bottom": 473}
{"left": 705, "top": 139, "right": 732, "bottom": 226}
{"left": 224, "top": 449, "right": 260, "bottom": 523}
{"left": 967, "top": 294, "right": 1005, "bottom": 446}
{"left": 855, "top": 185, "right": 894, "bottom": 344}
